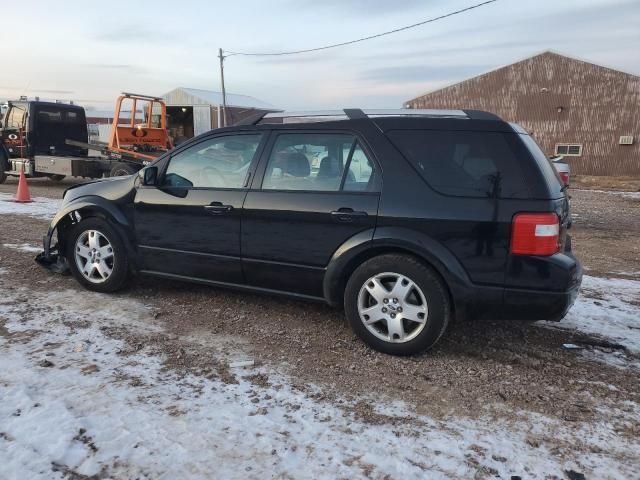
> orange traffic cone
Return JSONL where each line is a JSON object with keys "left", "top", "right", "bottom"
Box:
{"left": 15, "top": 166, "right": 33, "bottom": 203}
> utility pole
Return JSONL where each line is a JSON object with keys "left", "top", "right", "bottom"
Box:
{"left": 218, "top": 48, "right": 228, "bottom": 127}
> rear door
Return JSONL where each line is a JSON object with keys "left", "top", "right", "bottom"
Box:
{"left": 242, "top": 131, "right": 380, "bottom": 298}
{"left": 386, "top": 129, "right": 533, "bottom": 287}
{"left": 134, "top": 132, "right": 266, "bottom": 284}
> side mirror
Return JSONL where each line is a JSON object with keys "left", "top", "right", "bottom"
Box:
{"left": 142, "top": 166, "right": 158, "bottom": 186}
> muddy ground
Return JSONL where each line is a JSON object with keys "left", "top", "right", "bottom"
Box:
{"left": 0, "top": 177, "right": 638, "bottom": 436}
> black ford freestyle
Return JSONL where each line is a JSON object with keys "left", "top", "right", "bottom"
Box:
{"left": 37, "top": 109, "right": 582, "bottom": 355}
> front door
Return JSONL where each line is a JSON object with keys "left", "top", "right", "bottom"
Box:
{"left": 134, "top": 132, "right": 265, "bottom": 284}
{"left": 242, "top": 131, "right": 380, "bottom": 297}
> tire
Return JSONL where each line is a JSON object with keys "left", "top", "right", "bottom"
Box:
{"left": 65, "top": 217, "right": 129, "bottom": 293}
{"left": 109, "top": 162, "right": 137, "bottom": 177}
{"left": 0, "top": 170, "right": 6, "bottom": 184}
{"left": 49, "top": 174, "right": 65, "bottom": 182}
{"left": 344, "top": 254, "right": 451, "bottom": 356}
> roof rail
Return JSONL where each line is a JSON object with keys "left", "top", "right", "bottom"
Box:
{"left": 233, "top": 111, "right": 269, "bottom": 126}
{"left": 235, "top": 108, "right": 476, "bottom": 126}
{"left": 344, "top": 109, "right": 367, "bottom": 120}
{"left": 463, "top": 109, "right": 502, "bottom": 121}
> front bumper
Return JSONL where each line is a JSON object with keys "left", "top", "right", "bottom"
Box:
{"left": 35, "top": 227, "right": 69, "bottom": 274}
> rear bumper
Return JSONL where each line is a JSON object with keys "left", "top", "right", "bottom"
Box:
{"left": 503, "top": 253, "right": 582, "bottom": 321}
{"left": 459, "top": 252, "right": 582, "bottom": 322}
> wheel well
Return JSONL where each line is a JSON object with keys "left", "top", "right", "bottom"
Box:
{"left": 334, "top": 247, "right": 455, "bottom": 316}
{"left": 55, "top": 207, "right": 132, "bottom": 255}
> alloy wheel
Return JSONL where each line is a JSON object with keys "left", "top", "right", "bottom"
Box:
{"left": 357, "top": 272, "right": 428, "bottom": 343}
{"left": 74, "top": 230, "right": 115, "bottom": 284}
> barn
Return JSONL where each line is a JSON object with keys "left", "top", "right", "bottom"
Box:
{"left": 405, "top": 51, "right": 640, "bottom": 176}
{"left": 162, "top": 87, "right": 277, "bottom": 141}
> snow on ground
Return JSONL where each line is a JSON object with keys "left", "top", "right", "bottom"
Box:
{"left": 0, "top": 192, "right": 61, "bottom": 220}
{"left": 2, "top": 243, "right": 42, "bottom": 253}
{"left": 537, "top": 275, "right": 640, "bottom": 362}
{"left": 1, "top": 273, "right": 639, "bottom": 479}
{"left": 573, "top": 189, "right": 640, "bottom": 200}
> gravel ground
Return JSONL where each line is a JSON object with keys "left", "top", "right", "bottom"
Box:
{"left": 1, "top": 178, "right": 638, "bottom": 432}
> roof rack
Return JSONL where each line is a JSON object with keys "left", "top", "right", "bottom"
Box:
{"left": 234, "top": 108, "right": 474, "bottom": 126}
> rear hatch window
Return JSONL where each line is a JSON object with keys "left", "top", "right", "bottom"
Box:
{"left": 387, "top": 130, "right": 530, "bottom": 198}
{"left": 518, "top": 133, "right": 565, "bottom": 198}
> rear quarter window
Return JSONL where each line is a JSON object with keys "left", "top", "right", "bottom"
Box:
{"left": 388, "top": 130, "right": 530, "bottom": 198}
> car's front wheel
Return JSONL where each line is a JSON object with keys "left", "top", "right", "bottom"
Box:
{"left": 65, "top": 218, "right": 129, "bottom": 292}
{"left": 344, "top": 254, "right": 451, "bottom": 355}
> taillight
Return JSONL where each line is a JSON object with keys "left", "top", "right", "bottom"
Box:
{"left": 511, "top": 213, "right": 560, "bottom": 256}
{"left": 558, "top": 171, "right": 570, "bottom": 186}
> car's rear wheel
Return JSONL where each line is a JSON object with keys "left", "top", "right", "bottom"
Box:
{"left": 49, "top": 174, "right": 66, "bottom": 182}
{"left": 65, "top": 218, "right": 129, "bottom": 292}
{"left": 344, "top": 254, "right": 450, "bottom": 355}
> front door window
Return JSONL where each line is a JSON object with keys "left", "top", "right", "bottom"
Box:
{"left": 164, "top": 134, "right": 263, "bottom": 189}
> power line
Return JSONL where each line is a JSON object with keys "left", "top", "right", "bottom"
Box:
{"left": 225, "top": 0, "right": 497, "bottom": 57}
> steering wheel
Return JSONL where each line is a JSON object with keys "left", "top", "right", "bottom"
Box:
{"left": 201, "top": 166, "right": 227, "bottom": 187}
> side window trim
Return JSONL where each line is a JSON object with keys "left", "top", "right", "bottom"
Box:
{"left": 339, "top": 139, "right": 358, "bottom": 191}
{"left": 159, "top": 131, "right": 267, "bottom": 190}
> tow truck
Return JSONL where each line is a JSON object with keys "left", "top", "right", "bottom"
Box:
{"left": 0, "top": 93, "right": 172, "bottom": 183}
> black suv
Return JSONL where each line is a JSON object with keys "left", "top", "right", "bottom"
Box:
{"left": 37, "top": 109, "right": 582, "bottom": 355}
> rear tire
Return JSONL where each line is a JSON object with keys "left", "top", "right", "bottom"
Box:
{"left": 109, "top": 162, "right": 137, "bottom": 177}
{"left": 49, "top": 174, "right": 65, "bottom": 182}
{"left": 344, "top": 254, "right": 450, "bottom": 356}
{"left": 65, "top": 217, "right": 129, "bottom": 293}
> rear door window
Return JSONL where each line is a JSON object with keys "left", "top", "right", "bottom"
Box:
{"left": 388, "top": 130, "right": 529, "bottom": 198}
{"left": 261, "top": 133, "right": 377, "bottom": 192}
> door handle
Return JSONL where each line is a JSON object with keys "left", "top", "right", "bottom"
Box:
{"left": 331, "top": 208, "right": 368, "bottom": 222}
{"left": 204, "top": 202, "right": 233, "bottom": 214}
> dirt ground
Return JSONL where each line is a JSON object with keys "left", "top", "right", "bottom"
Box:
{"left": 1, "top": 176, "right": 638, "bottom": 439}
{"left": 572, "top": 175, "right": 640, "bottom": 192}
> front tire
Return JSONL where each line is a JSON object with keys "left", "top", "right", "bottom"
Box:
{"left": 65, "top": 218, "right": 129, "bottom": 292}
{"left": 344, "top": 254, "right": 451, "bottom": 356}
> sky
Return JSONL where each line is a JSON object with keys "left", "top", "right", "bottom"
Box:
{"left": 1, "top": 0, "right": 639, "bottom": 111}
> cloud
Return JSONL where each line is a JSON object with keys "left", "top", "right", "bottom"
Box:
{"left": 0, "top": 86, "right": 76, "bottom": 95}
{"left": 92, "top": 26, "right": 174, "bottom": 44}
{"left": 255, "top": 52, "right": 335, "bottom": 65}
{"left": 360, "top": 64, "right": 490, "bottom": 83}
{"left": 290, "top": 0, "right": 433, "bottom": 16}
{"left": 82, "top": 64, "right": 146, "bottom": 74}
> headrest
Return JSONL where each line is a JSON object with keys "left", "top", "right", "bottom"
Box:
{"left": 281, "top": 152, "right": 310, "bottom": 177}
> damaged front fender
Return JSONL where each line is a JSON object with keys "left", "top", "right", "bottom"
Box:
{"left": 35, "top": 195, "right": 132, "bottom": 274}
